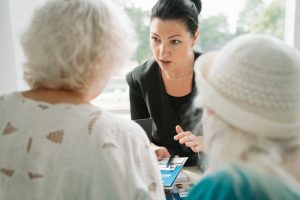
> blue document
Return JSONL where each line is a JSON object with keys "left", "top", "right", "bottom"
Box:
{"left": 160, "top": 157, "right": 188, "bottom": 189}
{"left": 161, "top": 165, "right": 184, "bottom": 188}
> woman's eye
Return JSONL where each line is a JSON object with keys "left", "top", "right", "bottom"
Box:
{"left": 171, "top": 40, "right": 181, "bottom": 45}
{"left": 151, "top": 37, "right": 160, "bottom": 43}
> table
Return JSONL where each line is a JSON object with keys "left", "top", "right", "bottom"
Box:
{"left": 164, "top": 166, "right": 202, "bottom": 199}
{"left": 182, "top": 166, "right": 202, "bottom": 184}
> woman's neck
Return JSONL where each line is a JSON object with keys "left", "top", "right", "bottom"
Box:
{"left": 161, "top": 52, "right": 195, "bottom": 96}
{"left": 162, "top": 70, "right": 193, "bottom": 81}
{"left": 22, "top": 88, "right": 92, "bottom": 104}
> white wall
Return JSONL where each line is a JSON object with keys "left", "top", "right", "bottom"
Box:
{"left": 0, "top": 0, "right": 18, "bottom": 94}
{"left": 285, "top": 0, "right": 300, "bottom": 51}
{"left": 0, "top": 0, "right": 40, "bottom": 94}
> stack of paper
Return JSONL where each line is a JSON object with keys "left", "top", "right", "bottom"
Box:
{"left": 159, "top": 157, "right": 188, "bottom": 170}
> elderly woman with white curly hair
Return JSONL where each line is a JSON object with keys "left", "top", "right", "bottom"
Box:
{"left": 186, "top": 34, "right": 300, "bottom": 200}
{"left": 0, "top": 0, "right": 165, "bottom": 199}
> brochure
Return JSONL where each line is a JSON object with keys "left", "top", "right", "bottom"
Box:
{"left": 159, "top": 157, "right": 188, "bottom": 189}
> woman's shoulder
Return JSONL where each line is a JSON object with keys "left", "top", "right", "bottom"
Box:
{"left": 126, "top": 58, "right": 158, "bottom": 82}
{"left": 186, "top": 169, "right": 261, "bottom": 200}
{"left": 186, "top": 168, "right": 300, "bottom": 200}
{"left": 94, "top": 111, "right": 150, "bottom": 144}
{"left": 0, "top": 92, "right": 21, "bottom": 105}
{"left": 186, "top": 170, "right": 238, "bottom": 200}
{"left": 0, "top": 92, "right": 25, "bottom": 118}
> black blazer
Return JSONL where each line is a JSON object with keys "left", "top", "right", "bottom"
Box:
{"left": 126, "top": 52, "right": 202, "bottom": 165}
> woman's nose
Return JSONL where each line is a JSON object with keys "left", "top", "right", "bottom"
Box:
{"left": 159, "top": 43, "right": 170, "bottom": 57}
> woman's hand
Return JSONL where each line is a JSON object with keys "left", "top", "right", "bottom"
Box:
{"left": 174, "top": 125, "right": 202, "bottom": 153}
{"left": 151, "top": 143, "right": 171, "bottom": 161}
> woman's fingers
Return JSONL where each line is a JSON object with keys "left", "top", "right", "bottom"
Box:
{"left": 178, "top": 135, "right": 203, "bottom": 153}
{"left": 175, "top": 125, "right": 184, "bottom": 133}
{"left": 184, "top": 140, "right": 198, "bottom": 148}
{"left": 174, "top": 126, "right": 203, "bottom": 153}
{"left": 185, "top": 140, "right": 201, "bottom": 152}
{"left": 174, "top": 131, "right": 197, "bottom": 145}
{"left": 155, "top": 147, "right": 170, "bottom": 161}
{"left": 174, "top": 131, "right": 190, "bottom": 140}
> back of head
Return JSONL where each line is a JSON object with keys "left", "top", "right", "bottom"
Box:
{"left": 214, "top": 35, "right": 300, "bottom": 124}
{"left": 22, "top": 0, "right": 136, "bottom": 90}
{"left": 150, "top": 0, "right": 201, "bottom": 35}
{"left": 197, "top": 34, "right": 300, "bottom": 138}
{"left": 195, "top": 34, "right": 300, "bottom": 197}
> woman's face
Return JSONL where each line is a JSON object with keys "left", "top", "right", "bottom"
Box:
{"left": 150, "top": 18, "right": 198, "bottom": 72}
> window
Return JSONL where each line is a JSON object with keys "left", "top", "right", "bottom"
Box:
{"left": 1, "top": 0, "right": 289, "bottom": 115}
{"left": 91, "top": 0, "right": 287, "bottom": 118}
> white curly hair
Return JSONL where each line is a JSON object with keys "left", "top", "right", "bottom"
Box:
{"left": 21, "top": 0, "right": 136, "bottom": 90}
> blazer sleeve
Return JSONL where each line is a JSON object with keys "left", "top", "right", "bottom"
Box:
{"left": 126, "top": 71, "right": 150, "bottom": 120}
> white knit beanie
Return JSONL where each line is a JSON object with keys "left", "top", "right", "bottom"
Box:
{"left": 195, "top": 34, "right": 300, "bottom": 139}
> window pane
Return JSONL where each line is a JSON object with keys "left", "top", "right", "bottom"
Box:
{"left": 92, "top": 0, "right": 286, "bottom": 118}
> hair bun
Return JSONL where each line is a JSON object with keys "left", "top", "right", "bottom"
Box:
{"left": 191, "top": 0, "right": 202, "bottom": 15}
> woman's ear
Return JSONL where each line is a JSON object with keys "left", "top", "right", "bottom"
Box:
{"left": 192, "top": 29, "right": 200, "bottom": 46}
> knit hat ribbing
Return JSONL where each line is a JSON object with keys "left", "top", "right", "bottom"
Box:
{"left": 195, "top": 34, "right": 300, "bottom": 138}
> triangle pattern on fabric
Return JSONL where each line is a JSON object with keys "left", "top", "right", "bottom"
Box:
{"left": 148, "top": 182, "right": 157, "bottom": 193}
{"left": 38, "top": 104, "right": 49, "bottom": 110}
{"left": 46, "top": 130, "right": 64, "bottom": 143}
{"left": 1, "top": 168, "right": 15, "bottom": 177}
{"left": 28, "top": 172, "right": 43, "bottom": 179}
{"left": 88, "top": 111, "right": 101, "bottom": 135}
{"left": 2, "top": 122, "right": 17, "bottom": 135}
{"left": 27, "top": 138, "right": 33, "bottom": 153}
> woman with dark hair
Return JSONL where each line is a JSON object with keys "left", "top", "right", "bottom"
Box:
{"left": 126, "top": 0, "right": 203, "bottom": 167}
{"left": 0, "top": 0, "right": 165, "bottom": 199}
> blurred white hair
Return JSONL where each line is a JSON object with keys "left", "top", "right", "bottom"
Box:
{"left": 194, "top": 34, "right": 300, "bottom": 199}
{"left": 202, "top": 110, "right": 300, "bottom": 199}
{"left": 21, "top": 0, "right": 136, "bottom": 90}
{"left": 193, "top": 35, "right": 300, "bottom": 183}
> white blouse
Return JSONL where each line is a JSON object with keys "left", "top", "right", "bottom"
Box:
{"left": 0, "top": 92, "right": 165, "bottom": 200}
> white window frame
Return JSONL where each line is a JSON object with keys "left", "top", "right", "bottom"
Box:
{"left": 1, "top": 0, "right": 300, "bottom": 110}
{"left": 285, "top": 0, "right": 300, "bottom": 51}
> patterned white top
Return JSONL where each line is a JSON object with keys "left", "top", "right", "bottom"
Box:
{"left": 0, "top": 92, "right": 165, "bottom": 200}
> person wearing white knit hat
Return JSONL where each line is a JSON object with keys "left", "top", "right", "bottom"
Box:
{"left": 186, "top": 34, "right": 300, "bottom": 200}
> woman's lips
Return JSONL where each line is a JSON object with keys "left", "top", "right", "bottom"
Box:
{"left": 159, "top": 59, "right": 172, "bottom": 67}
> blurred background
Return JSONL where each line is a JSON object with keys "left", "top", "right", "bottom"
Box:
{"left": 1, "top": 0, "right": 299, "bottom": 118}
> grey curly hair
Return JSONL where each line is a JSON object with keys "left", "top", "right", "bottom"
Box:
{"left": 21, "top": 0, "right": 136, "bottom": 90}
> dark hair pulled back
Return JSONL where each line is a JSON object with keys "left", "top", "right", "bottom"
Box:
{"left": 150, "top": 0, "right": 202, "bottom": 35}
